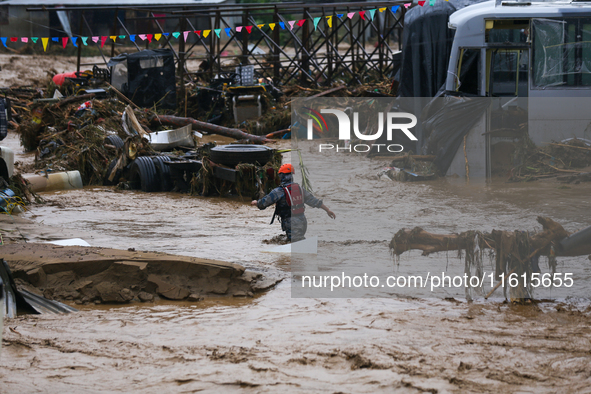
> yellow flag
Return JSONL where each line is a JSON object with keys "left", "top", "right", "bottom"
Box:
{"left": 269, "top": 23, "right": 276, "bottom": 30}
{"left": 326, "top": 16, "right": 333, "bottom": 28}
{"left": 203, "top": 30, "right": 211, "bottom": 38}
{"left": 42, "top": 37, "right": 49, "bottom": 51}
{"left": 110, "top": 35, "right": 116, "bottom": 42}
{"left": 257, "top": 24, "right": 264, "bottom": 29}
{"left": 379, "top": 7, "right": 387, "bottom": 12}
{"left": 154, "top": 33, "right": 162, "bottom": 41}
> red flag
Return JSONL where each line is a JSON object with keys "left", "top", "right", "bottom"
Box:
{"left": 62, "top": 37, "right": 68, "bottom": 48}
{"left": 100, "top": 36, "right": 107, "bottom": 47}
{"left": 359, "top": 11, "right": 366, "bottom": 20}
{"left": 418, "top": 1, "right": 426, "bottom": 5}
{"left": 147, "top": 34, "right": 153, "bottom": 43}
{"left": 194, "top": 30, "right": 201, "bottom": 37}
{"left": 296, "top": 19, "right": 306, "bottom": 27}
{"left": 10, "top": 37, "right": 17, "bottom": 42}
{"left": 245, "top": 26, "right": 253, "bottom": 34}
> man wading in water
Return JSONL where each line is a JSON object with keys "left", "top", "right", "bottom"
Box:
{"left": 251, "top": 163, "right": 336, "bottom": 242}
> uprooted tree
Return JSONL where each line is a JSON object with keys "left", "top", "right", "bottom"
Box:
{"left": 389, "top": 217, "right": 591, "bottom": 301}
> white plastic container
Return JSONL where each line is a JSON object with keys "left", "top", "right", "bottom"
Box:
{"left": 23, "top": 170, "right": 83, "bottom": 193}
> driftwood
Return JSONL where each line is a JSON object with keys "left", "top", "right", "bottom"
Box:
{"left": 389, "top": 217, "right": 590, "bottom": 257}
{"left": 151, "top": 115, "right": 270, "bottom": 144}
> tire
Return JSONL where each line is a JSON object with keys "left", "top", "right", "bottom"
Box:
{"left": 129, "top": 156, "right": 158, "bottom": 192}
{"left": 104, "top": 135, "right": 124, "bottom": 150}
{"left": 103, "top": 158, "right": 121, "bottom": 186}
{"left": 209, "top": 144, "right": 274, "bottom": 168}
{"left": 152, "top": 156, "right": 173, "bottom": 192}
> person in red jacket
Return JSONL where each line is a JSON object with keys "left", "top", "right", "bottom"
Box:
{"left": 251, "top": 163, "right": 335, "bottom": 242}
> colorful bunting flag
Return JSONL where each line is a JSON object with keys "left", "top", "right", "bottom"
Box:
{"left": 337, "top": 13, "right": 344, "bottom": 19}
{"left": 392, "top": 5, "right": 400, "bottom": 13}
{"left": 61, "top": 37, "right": 67, "bottom": 48}
{"left": 172, "top": 32, "right": 180, "bottom": 39}
{"left": 257, "top": 24, "right": 265, "bottom": 29}
{"left": 42, "top": 37, "right": 48, "bottom": 51}
{"left": 110, "top": 35, "right": 117, "bottom": 42}
{"left": 154, "top": 33, "right": 162, "bottom": 41}
{"left": 21, "top": 37, "right": 28, "bottom": 43}
{"left": 163, "top": 33, "right": 169, "bottom": 37}
{"left": 184, "top": 31, "right": 191, "bottom": 41}
{"left": 130, "top": 35, "right": 136, "bottom": 42}
{"left": 368, "top": 9, "right": 376, "bottom": 20}
{"left": 146, "top": 34, "right": 153, "bottom": 43}
{"left": 359, "top": 11, "right": 366, "bottom": 20}
{"left": 313, "top": 17, "right": 321, "bottom": 30}
{"left": 72, "top": 37, "right": 78, "bottom": 47}
{"left": 297, "top": 19, "right": 305, "bottom": 27}
{"left": 245, "top": 26, "right": 253, "bottom": 34}
{"left": 100, "top": 36, "right": 107, "bottom": 47}
{"left": 288, "top": 21, "right": 295, "bottom": 30}
{"left": 326, "top": 16, "right": 333, "bottom": 28}
{"left": 0, "top": 38, "right": 7, "bottom": 48}
{"left": 279, "top": 22, "right": 285, "bottom": 30}
{"left": 347, "top": 12, "right": 355, "bottom": 19}
{"left": 214, "top": 29, "right": 221, "bottom": 38}
{"left": 236, "top": 26, "right": 242, "bottom": 32}
{"left": 379, "top": 7, "right": 387, "bottom": 12}
{"left": 404, "top": 3, "right": 411, "bottom": 8}
{"left": 118, "top": 35, "right": 125, "bottom": 40}
{"left": 203, "top": 30, "right": 211, "bottom": 38}
{"left": 52, "top": 37, "right": 59, "bottom": 42}
{"left": 138, "top": 34, "right": 146, "bottom": 41}
{"left": 195, "top": 31, "right": 201, "bottom": 37}
{"left": 31, "top": 37, "right": 38, "bottom": 43}
{"left": 418, "top": 1, "right": 426, "bottom": 6}
{"left": 429, "top": 0, "right": 435, "bottom": 4}
{"left": 269, "top": 23, "right": 276, "bottom": 30}
{"left": 10, "top": 37, "right": 17, "bottom": 42}
{"left": 81, "top": 37, "right": 88, "bottom": 45}
{"left": 92, "top": 36, "right": 99, "bottom": 43}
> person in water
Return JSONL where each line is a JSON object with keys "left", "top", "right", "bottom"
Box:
{"left": 251, "top": 163, "right": 336, "bottom": 242}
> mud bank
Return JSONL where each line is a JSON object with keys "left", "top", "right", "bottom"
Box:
{"left": 3, "top": 243, "right": 280, "bottom": 305}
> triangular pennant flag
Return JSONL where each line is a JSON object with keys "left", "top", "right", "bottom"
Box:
{"left": 288, "top": 21, "right": 296, "bottom": 30}
{"left": 71, "top": 37, "right": 78, "bottom": 47}
{"left": 92, "top": 36, "right": 99, "bottom": 43}
{"left": 429, "top": 0, "right": 435, "bottom": 5}
{"left": 257, "top": 24, "right": 264, "bottom": 29}
{"left": 203, "top": 30, "right": 210, "bottom": 38}
{"left": 297, "top": 19, "right": 305, "bottom": 27}
{"left": 236, "top": 26, "right": 242, "bottom": 32}
{"left": 110, "top": 35, "right": 116, "bottom": 42}
{"left": 154, "top": 33, "right": 162, "bottom": 41}
{"left": 163, "top": 32, "right": 169, "bottom": 37}
{"left": 269, "top": 23, "right": 276, "bottom": 30}
{"left": 147, "top": 34, "right": 153, "bottom": 42}
{"left": 194, "top": 30, "right": 201, "bottom": 37}
{"left": 245, "top": 26, "right": 253, "bottom": 34}
{"left": 379, "top": 7, "right": 387, "bottom": 12}
{"left": 9, "top": 37, "right": 17, "bottom": 42}
{"left": 52, "top": 37, "right": 59, "bottom": 42}
{"left": 279, "top": 22, "right": 285, "bottom": 30}
{"left": 130, "top": 34, "right": 136, "bottom": 42}
{"left": 391, "top": 5, "right": 400, "bottom": 13}
{"left": 62, "top": 37, "right": 68, "bottom": 48}
{"left": 337, "top": 13, "right": 344, "bottom": 19}
{"left": 359, "top": 11, "right": 366, "bottom": 20}
{"left": 138, "top": 34, "right": 146, "bottom": 41}
{"left": 31, "top": 37, "right": 38, "bottom": 43}
{"left": 172, "top": 32, "right": 180, "bottom": 39}
{"left": 313, "top": 17, "right": 321, "bottom": 30}
{"left": 81, "top": 37, "right": 88, "bottom": 45}
{"left": 21, "top": 37, "right": 28, "bottom": 43}
{"left": 418, "top": 1, "right": 426, "bottom": 6}
{"left": 100, "top": 36, "right": 107, "bottom": 47}
{"left": 118, "top": 35, "right": 125, "bottom": 40}
{"left": 42, "top": 38, "right": 48, "bottom": 51}
{"left": 368, "top": 9, "right": 377, "bottom": 20}
{"left": 347, "top": 12, "right": 355, "bottom": 19}
{"left": 0, "top": 38, "right": 7, "bottom": 48}
{"left": 184, "top": 31, "right": 190, "bottom": 41}
{"left": 326, "top": 16, "right": 332, "bottom": 28}
{"left": 404, "top": 3, "right": 411, "bottom": 8}
{"left": 224, "top": 28, "right": 231, "bottom": 37}
{"left": 214, "top": 29, "right": 221, "bottom": 38}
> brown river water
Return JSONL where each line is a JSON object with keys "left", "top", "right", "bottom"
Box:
{"left": 2, "top": 138, "right": 591, "bottom": 392}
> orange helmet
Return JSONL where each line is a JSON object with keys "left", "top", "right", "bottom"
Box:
{"left": 278, "top": 163, "right": 294, "bottom": 174}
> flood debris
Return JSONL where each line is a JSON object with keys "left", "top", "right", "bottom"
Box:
{"left": 390, "top": 217, "right": 591, "bottom": 301}
{"left": 2, "top": 243, "right": 281, "bottom": 305}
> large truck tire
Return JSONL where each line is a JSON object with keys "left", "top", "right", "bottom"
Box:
{"left": 209, "top": 144, "right": 274, "bottom": 168}
{"left": 129, "top": 156, "right": 158, "bottom": 192}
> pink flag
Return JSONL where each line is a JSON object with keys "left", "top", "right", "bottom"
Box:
{"left": 183, "top": 31, "right": 190, "bottom": 41}
{"left": 92, "top": 36, "right": 99, "bottom": 43}
{"left": 138, "top": 34, "right": 147, "bottom": 41}
{"left": 288, "top": 20, "right": 296, "bottom": 30}
{"left": 21, "top": 37, "right": 28, "bottom": 43}
{"left": 347, "top": 12, "right": 355, "bottom": 19}
{"left": 236, "top": 26, "right": 242, "bottom": 32}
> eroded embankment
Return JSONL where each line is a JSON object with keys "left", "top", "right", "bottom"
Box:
{"left": 3, "top": 243, "right": 280, "bottom": 304}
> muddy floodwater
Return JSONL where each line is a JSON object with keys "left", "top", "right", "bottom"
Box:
{"left": 2, "top": 140, "right": 591, "bottom": 392}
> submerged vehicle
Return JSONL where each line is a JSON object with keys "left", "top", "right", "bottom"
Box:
{"left": 443, "top": 0, "right": 591, "bottom": 177}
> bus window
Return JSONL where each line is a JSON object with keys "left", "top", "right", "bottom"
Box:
{"left": 457, "top": 48, "right": 480, "bottom": 95}
{"left": 488, "top": 49, "right": 529, "bottom": 97}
